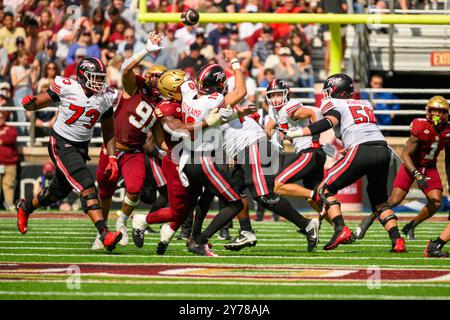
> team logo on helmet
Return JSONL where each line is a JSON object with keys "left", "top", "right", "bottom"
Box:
{"left": 79, "top": 60, "right": 95, "bottom": 71}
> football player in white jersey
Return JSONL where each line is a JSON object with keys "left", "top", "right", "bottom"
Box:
{"left": 264, "top": 79, "right": 326, "bottom": 212}
{"left": 285, "top": 73, "right": 405, "bottom": 253}
{"left": 179, "top": 54, "right": 250, "bottom": 256}
{"left": 18, "top": 57, "right": 122, "bottom": 252}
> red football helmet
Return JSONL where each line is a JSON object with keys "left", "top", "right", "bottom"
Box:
{"left": 426, "top": 95, "right": 449, "bottom": 127}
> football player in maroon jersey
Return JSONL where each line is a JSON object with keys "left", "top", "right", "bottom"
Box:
{"left": 355, "top": 96, "right": 450, "bottom": 247}
{"left": 94, "top": 32, "right": 168, "bottom": 249}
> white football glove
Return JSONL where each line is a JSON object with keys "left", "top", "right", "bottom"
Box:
{"left": 145, "top": 31, "right": 164, "bottom": 53}
{"left": 219, "top": 105, "right": 234, "bottom": 121}
{"left": 286, "top": 129, "right": 304, "bottom": 139}
{"left": 205, "top": 108, "right": 223, "bottom": 127}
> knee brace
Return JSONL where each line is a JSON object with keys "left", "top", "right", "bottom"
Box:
{"left": 319, "top": 185, "right": 341, "bottom": 210}
{"left": 37, "top": 187, "right": 58, "bottom": 207}
{"left": 124, "top": 194, "right": 140, "bottom": 207}
{"left": 374, "top": 205, "right": 397, "bottom": 226}
{"left": 80, "top": 189, "right": 101, "bottom": 214}
{"left": 259, "top": 193, "right": 281, "bottom": 205}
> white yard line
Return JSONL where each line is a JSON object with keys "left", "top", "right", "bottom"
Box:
{"left": 0, "top": 290, "right": 448, "bottom": 300}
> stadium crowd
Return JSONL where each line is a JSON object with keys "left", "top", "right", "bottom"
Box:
{"left": 0, "top": 0, "right": 439, "bottom": 137}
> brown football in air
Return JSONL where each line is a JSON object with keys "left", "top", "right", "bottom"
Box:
{"left": 181, "top": 8, "right": 200, "bottom": 26}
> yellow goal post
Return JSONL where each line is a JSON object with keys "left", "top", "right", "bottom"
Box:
{"left": 138, "top": 2, "right": 450, "bottom": 75}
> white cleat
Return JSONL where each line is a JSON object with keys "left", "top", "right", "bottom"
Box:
{"left": 132, "top": 214, "right": 148, "bottom": 248}
{"left": 91, "top": 233, "right": 104, "bottom": 250}
{"left": 116, "top": 217, "right": 129, "bottom": 246}
{"left": 157, "top": 224, "right": 176, "bottom": 255}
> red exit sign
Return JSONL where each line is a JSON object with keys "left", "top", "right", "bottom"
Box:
{"left": 430, "top": 51, "right": 450, "bottom": 66}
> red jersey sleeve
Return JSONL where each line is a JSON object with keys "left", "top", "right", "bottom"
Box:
{"left": 155, "top": 101, "right": 182, "bottom": 120}
{"left": 410, "top": 118, "right": 424, "bottom": 138}
{"left": 135, "top": 75, "right": 147, "bottom": 91}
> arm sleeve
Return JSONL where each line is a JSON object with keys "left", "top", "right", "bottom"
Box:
{"left": 323, "top": 109, "right": 341, "bottom": 122}
{"left": 307, "top": 118, "right": 334, "bottom": 135}
{"left": 47, "top": 88, "right": 60, "bottom": 103}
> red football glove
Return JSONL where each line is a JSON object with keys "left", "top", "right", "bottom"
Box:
{"left": 22, "top": 95, "right": 36, "bottom": 110}
{"left": 104, "top": 156, "right": 118, "bottom": 182}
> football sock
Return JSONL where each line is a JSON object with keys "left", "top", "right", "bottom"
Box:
{"left": 332, "top": 215, "right": 345, "bottom": 228}
{"left": 238, "top": 217, "right": 253, "bottom": 232}
{"left": 196, "top": 200, "right": 242, "bottom": 245}
{"left": 23, "top": 198, "right": 36, "bottom": 215}
{"left": 262, "top": 197, "right": 309, "bottom": 230}
{"left": 118, "top": 212, "right": 128, "bottom": 222}
{"left": 388, "top": 227, "right": 401, "bottom": 242}
{"left": 192, "top": 191, "right": 215, "bottom": 239}
{"left": 435, "top": 237, "right": 447, "bottom": 246}
{"left": 150, "top": 187, "right": 168, "bottom": 213}
{"left": 95, "top": 220, "right": 109, "bottom": 235}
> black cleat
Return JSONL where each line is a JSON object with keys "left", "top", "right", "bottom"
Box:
{"left": 156, "top": 241, "right": 169, "bottom": 255}
{"left": 424, "top": 240, "right": 449, "bottom": 258}
{"left": 354, "top": 215, "right": 375, "bottom": 240}
{"left": 402, "top": 223, "right": 416, "bottom": 240}
{"left": 145, "top": 226, "right": 157, "bottom": 234}
{"left": 299, "top": 218, "right": 320, "bottom": 252}
{"left": 224, "top": 230, "right": 257, "bottom": 251}
{"left": 132, "top": 228, "right": 145, "bottom": 248}
{"left": 188, "top": 241, "right": 218, "bottom": 257}
{"left": 217, "top": 228, "right": 232, "bottom": 240}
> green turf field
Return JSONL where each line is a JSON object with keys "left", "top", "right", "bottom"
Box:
{"left": 0, "top": 211, "right": 449, "bottom": 300}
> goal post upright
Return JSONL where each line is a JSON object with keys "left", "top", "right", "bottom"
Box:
{"left": 138, "top": 6, "right": 450, "bottom": 76}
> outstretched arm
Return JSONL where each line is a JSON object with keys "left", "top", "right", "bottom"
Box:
{"left": 121, "top": 31, "right": 163, "bottom": 96}
{"left": 291, "top": 107, "right": 317, "bottom": 122}
{"left": 101, "top": 112, "right": 119, "bottom": 181}
{"left": 22, "top": 90, "right": 56, "bottom": 111}
{"left": 285, "top": 113, "right": 339, "bottom": 139}
{"left": 223, "top": 50, "right": 247, "bottom": 107}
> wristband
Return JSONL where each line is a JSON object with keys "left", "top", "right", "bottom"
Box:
{"left": 231, "top": 59, "right": 241, "bottom": 70}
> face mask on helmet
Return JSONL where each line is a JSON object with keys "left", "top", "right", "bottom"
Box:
{"left": 266, "top": 89, "right": 288, "bottom": 110}
{"left": 83, "top": 71, "right": 107, "bottom": 93}
{"left": 427, "top": 107, "right": 448, "bottom": 127}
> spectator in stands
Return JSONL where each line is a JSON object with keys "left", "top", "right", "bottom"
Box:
{"left": 178, "top": 42, "right": 208, "bottom": 74}
{"left": 49, "top": 0, "right": 65, "bottom": 29}
{"left": 108, "top": 0, "right": 134, "bottom": 25}
{"left": 259, "top": 67, "right": 275, "bottom": 87}
{"left": 361, "top": 74, "right": 401, "bottom": 126}
{"left": 109, "top": 17, "right": 129, "bottom": 46}
{"left": 11, "top": 50, "right": 35, "bottom": 134}
{"left": 289, "top": 30, "right": 314, "bottom": 95}
{"left": 207, "top": 23, "right": 230, "bottom": 54}
{"left": 273, "top": 47, "right": 301, "bottom": 88}
{"left": 270, "top": 0, "right": 305, "bottom": 40}
{"left": 0, "top": 11, "right": 26, "bottom": 57}
{"left": 91, "top": 7, "right": 111, "bottom": 48}
{"left": 66, "top": 29, "right": 101, "bottom": 65}
{"left": 55, "top": 15, "right": 79, "bottom": 63}
{"left": 25, "top": 18, "right": 45, "bottom": 59}
{"left": 64, "top": 47, "right": 86, "bottom": 79}
{"left": 195, "top": 28, "right": 215, "bottom": 62}
{"left": 161, "top": 24, "right": 186, "bottom": 68}
{"left": 229, "top": 25, "right": 251, "bottom": 71}
{"left": 175, "top": 24, "right": 197, "bottom": 50}
{"left": 0, "top": 109, "right": 17, "bottom": 210}
{"left": 33, "top": 41, "right": 63, "bottom": 79}
{"left": 80, "top": 0, "right": 94, "bottom": 18}
{"left": 34, "top": 161, "right": 72, "bottom": 211}
{"left": 252, "top": 26, "right": 274, "bottom": 84}
{"left": 38, "top": 8, "right": 56, "bottom": 42}
{"left": 101, "top": 42, "right": 118, "bottom": 66}
{"left": 0, "top": 82, "right": 13, "bottom": 121}
{"left": 37, "top": 61, "right": 58, "bottom": 94}
{"left": 0, "top": 42, "right": 8, "bottom": 81}
{"left": 117, "top": 27, "right": 145, "bottom": 57}
{"left": 317, "top": 0, "right": 348, "bottom": 80}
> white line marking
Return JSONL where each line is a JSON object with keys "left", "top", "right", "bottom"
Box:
{"left": 0, "top": 291, "right": 448, "bottom": 300}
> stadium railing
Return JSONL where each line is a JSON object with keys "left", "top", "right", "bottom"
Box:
{"left": 4, "top": 87, "right": 449, "bottom": 146}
